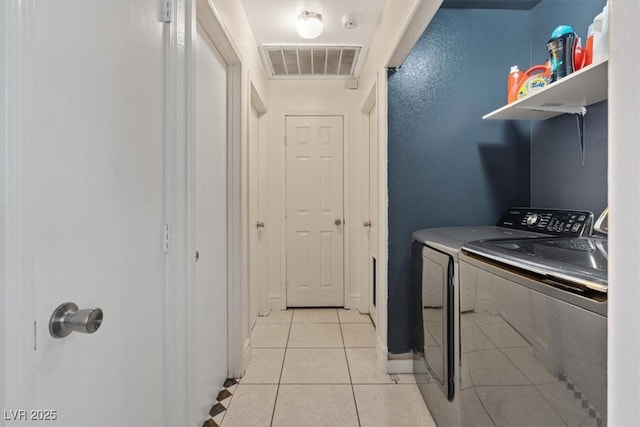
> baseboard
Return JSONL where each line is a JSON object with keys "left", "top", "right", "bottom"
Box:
{"left": 375, "top": 337, "right": 414, "bottom": 374}
{"left": 387, "top": 352, "right": 414, "bottom": 374}
{"left": 347, "top": 293, "right": 360, "bottom": 310}
{"left": 242, "top": 338, "right": 251, "bottom": 376}
{"left": 376, "top": 338, "right": 389, "bottom": 374}
{"left": 268, "top": 295, "right": 283, "bottom": 311}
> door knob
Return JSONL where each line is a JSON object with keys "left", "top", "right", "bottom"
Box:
{"left": 363, "top": 220, "right": 372, "bottom": 227}
{"left": 49, "top": 302, "right": 103, "bottom": 338}
{"left": 256, "top": 221, "right": 265, "bottom": 228}
{"left": 335, "top": 219, "right": 342, "bottom": 226}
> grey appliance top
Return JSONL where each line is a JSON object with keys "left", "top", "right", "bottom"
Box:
{"left": 411, "top": 208, "right": 594, "bottom": 257}
{"left": 412, "top": 226, "right": 543, "bottom": 257}
{"left": 463, "top": 236, "right": 608, "bottom": 293}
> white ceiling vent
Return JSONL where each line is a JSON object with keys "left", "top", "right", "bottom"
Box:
{"left": 261, "top": 45, "right": 361, "bottom": 79}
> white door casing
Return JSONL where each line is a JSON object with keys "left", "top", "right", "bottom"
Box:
{"left": 248, "top": 104, "right": 260, "bottom": 328}
{"left": 194, "top": 21, "right": 228, "bottom": 420}
{"left": 1, "top": 1, "right": 166, "bottom": 425}
{"left": 368, "top": 103, "right": 379, "bottom": 325}
{"left": 285, "top": 116, "right": 345, "bottom": 307}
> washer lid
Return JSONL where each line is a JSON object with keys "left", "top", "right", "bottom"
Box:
{"left": 463, "top": 236, "right": 608, "bottom": 293}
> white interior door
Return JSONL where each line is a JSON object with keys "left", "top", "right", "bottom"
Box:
{"left": 194, "top": 22, "right": 228, "bottom": 418}
{"left": 368, "top": 105, "right": 379, "bottom": 325}
{"left": 285, "top": 116, "right": 344, "bottom": 307}
{"left": 9, "top": 1, "right": 167, "bottom": 425}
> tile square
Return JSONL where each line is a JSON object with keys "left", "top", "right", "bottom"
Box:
{"left": 221, "top": 384, "right": 277, "bottom": 427}
{"left": 241, "top": 348, "right": 285, "bottom": 384}
{"left": 223, "top": 378, "right": 238, "bottom": 388}
{"left": 287, "top": 323, "right": 343, "bottom": 348}
{"left": 480, "top": 323, "right": 530, "bottom": 348}
{"left": 346, "top": 348, "right": 395, "bottom": 384}
{"left": 502, "top": 347, "right": 556, "bottom": 385}
{"left": 460, "top": 312, "right": 476, "bottom": 329}
{"left": 476, "top": 385, "right": 565, "bottom": 426}
{"left": 338, "top": 308, "right": 372, "bottom": 324}
{"left": 251, "top": 324, "right": 290, "bottom": 348}
{"left": 536, "top": 381, "right": 591, "bottom": 426}
{"left": 280, "top": 348, "right": 350, "bottom": 384}
{"left": 462, "top": 327, "right": 496, "bottom": 353}
{"left": 272, "top": 385, "right": 359, "bottom": 427}
{"left": 216, "top": 389, "right": 232, "bottom": 402}
{"left": 341, "top": 323, "right": 376, "bottom": 348}
{"left": 209, "top": 403, "right": 225, "bottom": 418}
{"left": 472, "top": 312, "right": 507, "bottom": 326}
{"left": 212, "top": 413, "right": 224, "bottom": 427}
{"left": 256, "top": 310, "right": 293, "bottom": 324}
{"left": 353, "top": 384, "right": 436, "bottom": 427}
{"left": 292, "top": 308, "right": 339, "bottom": 323}
{"left": 466, "top": 349, "right": 529, "bottom": 386}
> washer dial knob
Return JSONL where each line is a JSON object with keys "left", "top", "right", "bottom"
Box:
{"left": 526, "top": 213, "right": 541, "bottom": 226}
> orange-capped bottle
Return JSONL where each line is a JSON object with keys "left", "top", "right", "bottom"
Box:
{"left": 507, "top": 65, "right": 521, "bottom": 103}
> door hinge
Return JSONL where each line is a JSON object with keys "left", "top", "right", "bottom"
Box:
{"left": 161, "top": 0, "right": 172, "bottom": 23}
{"left": 163, "top": 223, "right": 172, "bottom": 254}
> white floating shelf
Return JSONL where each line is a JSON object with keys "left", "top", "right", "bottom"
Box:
{"left": 483, "top": 59, "right": 608, "bottom": 120}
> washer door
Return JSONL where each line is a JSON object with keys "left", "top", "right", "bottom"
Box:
{"left": 412, "top": 242, "right": 455, "bottom": 401}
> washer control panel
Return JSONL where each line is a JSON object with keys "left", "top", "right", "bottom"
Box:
{"left": 496, "top": 208, "right": 594, "bottom": 236}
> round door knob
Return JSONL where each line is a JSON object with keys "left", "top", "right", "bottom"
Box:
{"left": 256, "top": 222, "right": 265, "bottom": 228}
{"left": 49, "top": 302, "right": 103, "bottom": 338}
{"left": 335, "top": 219, "right": 342, "bottom": 226}
{"left": 363, "top": 220, "right": 372, "bottom": 227}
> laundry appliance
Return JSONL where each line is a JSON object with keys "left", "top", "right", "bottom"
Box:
{"left": 411, "top": 208, "right": 605, "bottom": 426}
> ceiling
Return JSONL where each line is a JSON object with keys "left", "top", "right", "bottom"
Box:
{"left": 239, "top": 0, "right": 387, "bottom": 78}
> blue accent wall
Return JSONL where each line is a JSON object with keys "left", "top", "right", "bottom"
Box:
{"left": 387, "top": 0, "right": 608, "bottom": 354}
{"left": 387, "top": 8, "right": 532, "bottom": 354}
{"left": 530, "top": 0, "right": 608, "bottom": 215}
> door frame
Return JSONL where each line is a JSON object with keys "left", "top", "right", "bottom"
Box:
{"left": 0, "top": 1, "right": 38, "bottom": 415}
{"left": 280, "top": 112, "right": 351, "bottom": 308}
{"left": 191, "top": 0, "right": 244, "bottom": 385}
{"left": 361, "top": 83, "right": 377, "bottom": 321}
{"left": 248, "top": 83, "right": 269, "bottom": 322}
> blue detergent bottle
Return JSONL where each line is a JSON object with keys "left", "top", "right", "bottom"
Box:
{"left": 547, "top": 25, "right": 577, "bottom": 82}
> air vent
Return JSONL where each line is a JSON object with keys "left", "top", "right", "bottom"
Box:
{"left": 262, "top": 45, "right": 361, "bottom": 78}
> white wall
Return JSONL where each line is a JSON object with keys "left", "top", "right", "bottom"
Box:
{"left": 207, "top": 0, "right": 271, "bottom": 374}
{"left": 353, "top": 0, "right": 441, "bottom": 370}
{"left": 266, "top": 79, "right": 368, "bottom": 311}
{"left": 608, "top": 0, "right": 640, "bottom": 422}
{"left": 211, "top": 0, "right": 269, "bottom": 102}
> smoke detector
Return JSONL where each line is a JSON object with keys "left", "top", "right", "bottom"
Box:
{"left": 342, "top": 14, "right": 360, "bottom": 30}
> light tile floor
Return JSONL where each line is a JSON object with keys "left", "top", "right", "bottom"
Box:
{"left": 219, "top": 308, "right": 436, "bottom": 427}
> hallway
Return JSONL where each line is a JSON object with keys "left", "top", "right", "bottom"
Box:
{"left": 212, "top": 308, "right": 435, "bottom": 427}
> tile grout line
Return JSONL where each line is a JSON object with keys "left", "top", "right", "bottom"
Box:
{"left": 338, "top": 316, "right": 362, "bottom": 427}
{"left": 269, "top": 311, "right": 293, "bottom": 427}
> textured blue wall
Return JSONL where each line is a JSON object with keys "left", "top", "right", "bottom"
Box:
{"left": 387, "top": 8, "right": 532, "bottom": 354}
{"left": 530, "top": 0, "right": 608, "bottom": 215}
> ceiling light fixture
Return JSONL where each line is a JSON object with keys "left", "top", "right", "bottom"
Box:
{"left": 297, "top": 11, "right": 323, "bottom": 39}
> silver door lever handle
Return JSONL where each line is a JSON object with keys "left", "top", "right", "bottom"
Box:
{"left": 49, "top": 302, "right": 103, "bottom": 338}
